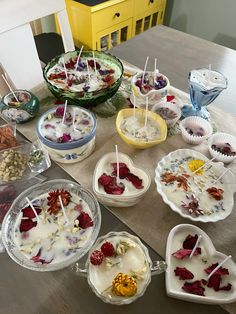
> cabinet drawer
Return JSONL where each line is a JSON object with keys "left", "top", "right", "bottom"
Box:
{"left": 134, "top": 0, "right": 162, "bottom": 16}
{"left": 92, "top": 0, "right": 133, "bottom": 32}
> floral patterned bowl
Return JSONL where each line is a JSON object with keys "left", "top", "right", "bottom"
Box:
{"left": 36, "top": 106, "right": 97, "bottom": 164}
{"left": 43, "top": 50, "right": 123, "bottom": 107}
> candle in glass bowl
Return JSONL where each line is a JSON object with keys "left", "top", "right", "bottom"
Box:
{"left": 14, "top": 189, "right": 95, "bottom": 265}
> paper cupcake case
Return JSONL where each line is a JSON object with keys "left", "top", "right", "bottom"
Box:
{"left": 151, "top": 101, "right": 182, "bottom": 128}
{"left": 208, "top": 132, "right": 236, "bottom": 163}
{"left": 180, "top": 116, "right": 213, "bottom": 145}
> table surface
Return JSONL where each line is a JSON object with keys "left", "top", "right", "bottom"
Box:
{"left": 110, "top": 25, "right": 236, "bottom": 115}
{"left": 1, "top": 25, "right": 234, "bottom": 314}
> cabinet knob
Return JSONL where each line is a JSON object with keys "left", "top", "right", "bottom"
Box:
{"left": 114, "top": 12, "right": 120, "bottom": 18}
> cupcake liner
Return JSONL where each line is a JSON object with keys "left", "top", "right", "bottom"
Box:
{"left": 151, "top": 101, "right": 182, "bottom": 127}
{"left": 131, "top": 71, "right": 170, "bottom": 108}
{"left": 180, "top": 116, "right": 213, "bottom": 145}
{"left": 208, "top": 132, "right": 236, "bottom": 163}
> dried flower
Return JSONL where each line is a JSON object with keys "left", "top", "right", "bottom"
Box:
{"left": 188, "top": 159, "right": 205, "bottom": 175}
{"left": 181, "top": 194, "right": 204, "bottom": 216}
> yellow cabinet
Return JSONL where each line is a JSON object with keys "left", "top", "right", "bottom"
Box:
{"left": 60, "top": 0, "right": 166, "bottom": 50}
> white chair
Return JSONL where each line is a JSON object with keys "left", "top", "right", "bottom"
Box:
{"left": 0, "top": 0, "right": 74, "bottom": 91}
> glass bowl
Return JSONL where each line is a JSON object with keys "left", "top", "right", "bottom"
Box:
{"left": 43, "top": 50, "right": 123, "bottom": 107}
{"left": 1, "top": 179, "right": 101, "bottom": 271}
{"left": 73, "top": 231, "right": 167, "bottom": 305}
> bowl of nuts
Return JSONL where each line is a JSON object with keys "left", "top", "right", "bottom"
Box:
{"left": 0, "top": 141, "right": 51, "bottom": 184}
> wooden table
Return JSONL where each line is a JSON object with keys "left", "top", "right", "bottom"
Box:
{"left": 110, "top": 25, "right": 236, "bottom": 115}
{"left": 0, "top": 26, "right": 234, "bottom": 313}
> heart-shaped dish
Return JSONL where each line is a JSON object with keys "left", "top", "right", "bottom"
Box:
{"left": 155, "top": 149, "right": 236, "bottom": 222}
{"left": 166, "top": 224, "right": 236, "bottom": 304}
{"left": 93, "top": 152, "right": 151, "bottom": 207}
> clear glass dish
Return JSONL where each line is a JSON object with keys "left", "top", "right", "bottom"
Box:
{"left": 73, "top": 231, "right": 167, "bottom": 305}
{"left": 0, "top": 140, "right": 51, "bottom": 185}
{"left": 1, "top": 179, "right": 101, "bottom": 271}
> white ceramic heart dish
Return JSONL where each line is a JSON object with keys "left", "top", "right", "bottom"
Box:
{"left": 166, "top": 224, "right": 236, "bottom": 304}
{"left": 93, "top": 152, "right": 151, "bottom": 207}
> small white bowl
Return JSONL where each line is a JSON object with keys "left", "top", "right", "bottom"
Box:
{"left": 93, "top": 152, "right": 151, "bottom": 207}
{"left": 151, "top": 101, "right": 182, "bottom": 127}
{"left": 208, "top": 132, "right": 236, "bottom": 163}
{"left": 130, "top": 71, "right": 170, "bottom": 108}
{"left": 180, "top": 116, "right": 213, "bottom": 145}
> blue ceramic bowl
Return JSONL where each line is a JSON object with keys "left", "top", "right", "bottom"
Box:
{"left": 36, "top": 106, "right": 97, "bottom": 163}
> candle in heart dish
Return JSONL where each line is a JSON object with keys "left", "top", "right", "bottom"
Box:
{"left": 165, "top": 224, "right": 236, "bottom": 304}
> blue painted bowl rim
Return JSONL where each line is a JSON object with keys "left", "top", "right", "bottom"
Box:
{"left": 36, "top": 106, "right": 97, "bottom": 150}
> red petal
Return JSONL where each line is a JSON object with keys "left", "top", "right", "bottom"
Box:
{"left": 98, "top": 174, "right": 113, "bottom": 186}
{"left": 207, "top": 274, "right": 221, "bottom": 291}
{"left": 55, "top": 99, "right": 65, "bottom": 105}
{"left": 183, "top": 234, "right": 198, "bottom": 249}
{"left": 21, "top": 206, "right": 42, "bottom": 218}
{"left": 182, "top": 281, "right": 205, "bottom": 296}
{"left": 126, "top": 173, "right": 143, "bottom": 189}
{"left": 204, "top": 263, "right": 229, "bottom": 276}
{"left": 167, "top": 95, "right": 175, "bottom": 102}
{"left": 111, "top": 162, "right": 130, "bottom": 179}
{"left": 174, "top": 267, "right": 194, "bottom": 280}
{"left": 219, "top": 283, "right": 232, "bottom": 291}
{"left": 19, "top": 219, "right": 37, "bottom": 232}
{"left": 172, "top": 248, "right": 201, "bottom": 259}
{"left": 77, "top": 211, "right": 93, "bottom": 229}
{"left": 104, "top": 179, "right": 125, "bottom": 195}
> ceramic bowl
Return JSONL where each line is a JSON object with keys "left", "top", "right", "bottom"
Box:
{"left": 74, "top": 231, "right": 167, "bottom": 305}
{"left": 208, "top": 132, "right": 236, "bottom": 163}
{"left": 93, "top": 152, "right": 151, "bottom": 207}
{"left": 151, "top": 101, "right": 182, "bottom": 127}
{"left": 43, "top": 50, "right": 123, "bottom": 107}
{"left": 180, "top": 116, "right": 213, "bottom": 145}
{"left": 130, "top": 71, "right": 170, "bottom": 108}
{"left": 155, "top": 148, "right": 236, "bottom": 222}
{"left": 116, "top": 108, "right": 167, "bottom": 149}
{"left": 0, "top": 90, "right": 39, "bottom": 123}
{"left": 36, "top": 106, "right": 97, "bottom": 164}
{"left": 1, "top": 179, "right": 101, "bottom": 271}
{"left": 166, "top": 224, "right": 236, "bottom": 304}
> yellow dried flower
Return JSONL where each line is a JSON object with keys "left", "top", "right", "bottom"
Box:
{"left": 188, "top": 159, "right": 205, "bottom": 175}
{"left": 112, "top": 273, "right": 137, "bottom": 297}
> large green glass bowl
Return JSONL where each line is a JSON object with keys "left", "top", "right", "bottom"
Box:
{"left": 43, "top": 50, "right": 123, "bottom": 107}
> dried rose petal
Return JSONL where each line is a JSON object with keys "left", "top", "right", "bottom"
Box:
{"left": 20, "top": 219, "right": 37, "bottom": 233}
{"left": 77, "top": 211, "right": 93, "bottom": 229}
{"left": 98, "top": 174, "right": 114, "bottom": 186}
{"left": 172, "top": 248, "right": 201, "bottom": 259}
{"left": 183, "top": 234, "right": 198, "bottom": 249}
{"left": 21, "top": 205, "right": 42, "bottom": 219}
{"left": 31, "top": 248, "right": 53, "bottom": 264}
{"left": 204, "top": 263, "right": 229, "bottom": 276}
{"left": 111, "top": 162, "right": 130, "bottom": 179}
{"left": 57, "top": 133, "right": 71, "bottom": 143}
{"left": 126, "top": 173, "right": 143, "bottom": 189}
{"left": 167, "top": 95, "right": 175, "bottom": 102}
{"left": 104, "top": 179, "right": 125, "bottom": 195}
{"left": 182, "top": 281, "right": 205, "bottom": 296}
{"left": 161, "top": 172, "right": 177, "bottom": 183}
{"left": 219, "top": 283, "right": 232, "bottom": 291}
{"left": 174, "top": 267, "right": 194, "bottom": 280}
{"left": 87, "top": 59, "right": 101, "bottom": 70}
{"left": 54, "top": 106, "right": 65, "bottom": 118}
{"left": 207, "top": 274, "right": 221, "bottom": 291}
